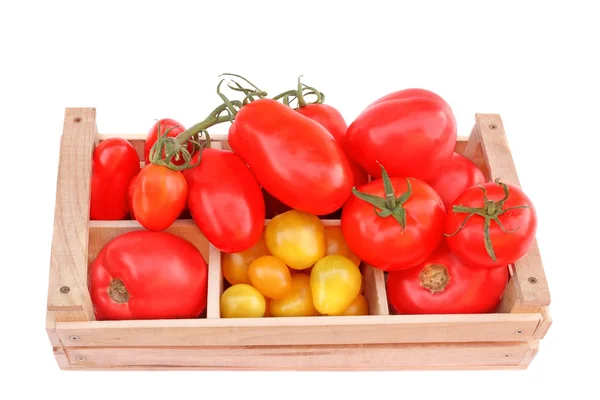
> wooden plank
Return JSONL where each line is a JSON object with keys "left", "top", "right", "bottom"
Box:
{"left": 46, "top": 312, "right": 63, "bottom": 347}
{"left": 65, "top": 341, "right": 532, "bottom": 370}
{"left": 519, "top": 341, "right": 539, "bottom": 368}
{"left": 53, "top": 347, "right": 71, "bottom": 369}
{"left": 55, "top": 313, "right": 541, "bottom": 347}
{"left": 206, "top": 244, "right": 223, "bottom": 318}
{"left": 66, "top": 364, "right": 532, "bottom": 371}
{"left": 474, "top": 113, "right": 551, "bottom": 310}
{"left": 363, "top": 265, "right": 389, "bottom": 316}
{"left": 534, "top": 306, "right": 552, "bottom": 339}
{"left": 47, "top": 108, "right": 96, "bottom": 322}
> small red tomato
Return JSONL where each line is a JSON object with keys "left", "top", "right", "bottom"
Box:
{"left": 127, "top": 174, "right": 138, "bottom": 220}
{"left": 144, "top": 118, "right": 194, "bottom": 166}
{"left": 427, "top": 152, "right": 487, "bottom": 210}
{"left": 90, "top": 138, "right": 140, "bottom": 220}
{"left": 387, "top": 243, "right": 508, "bottom": 314}
{"left": 444, "top": 181, "right": 537, "bottom": 269}
{"left": 132, "top": 164, "right": 187, "bottom": 231}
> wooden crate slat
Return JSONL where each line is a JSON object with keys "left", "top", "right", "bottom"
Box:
{"left": 65, "top": 341, "right": 534, "bottom": 370}
{"left": 363, "top": 264, "right": 389, "bottom": 315}
{"left": 206, "top": 244, "right": 223, "bottom": 318}
{"left": 55, "top": 313, "right": 542, "bottom": 347}
{"left": 47, "top": 108, "right": 97, "bottom": 322}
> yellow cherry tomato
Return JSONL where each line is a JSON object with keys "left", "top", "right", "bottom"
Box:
{"left": 265, "top": 210, "right": 325, "bottom": 270}
{"left": 270, "top": 273, "right": 318, "bottom": 317}
{"left": 324, "top": 225, "right": 361, "bottom": 266}
{"left": 342, "top": 294, "right": 369, "bottom": 316}
{"left": 310, "top": 255, "right": 362, "bottom": 316}
{"left": 222, "top": 235, "right": 270, "bottom": 285}
{"left": 220, "top": 284, "right": 266, "bottom": 318}
{"left": 248, "top": 255, "right": 292, "bottom": 300}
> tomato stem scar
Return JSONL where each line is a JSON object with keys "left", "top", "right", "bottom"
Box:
{"left": 108, "top": 278, "right": 130, "bottom": 304}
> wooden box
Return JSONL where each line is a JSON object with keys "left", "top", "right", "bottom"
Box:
{"left": 46, "top": 108, "right": 552, "bottom": 370}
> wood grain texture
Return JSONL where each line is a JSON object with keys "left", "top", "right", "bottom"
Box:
{"left": 55, "top": 313, "right": 541, "bottom": 347}
{"left": 206, "top": 244, "right": 223, "bottom": 319}
{"left": 474, "top": 114, "right": 551, "bottom": 309}
{"left": 363, "top": 264, "right": 389, "bottom": 315}
{"left": 65, "top": 341, "right": 534, "bottom": 370}
{"left": 47, "top": 108, "right": 96, "bottom": 322}
{"left": 53, "top": 347, "right": 71, "bottom": 369}
{"left": 534, "top": 306, "right": 552, "bottom": 339}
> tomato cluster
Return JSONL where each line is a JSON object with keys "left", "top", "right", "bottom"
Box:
{"left": 87, "top": 74, "right": 539, "bottom": 320}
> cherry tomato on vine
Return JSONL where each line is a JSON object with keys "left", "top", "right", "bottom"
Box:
{"left": 144, "top": 118, "right": 195, "bottom": 166}
{"left": 220, "top": 284, "right": 266, "bottom": 318}
{"left": 342, "top": 294, "right": 369, "bottom": 316}
{"left": 269, "top": 273, "right": 318, "bottom": 317}
{"left": 310, "top": 255, "right": 362, "bottom": 316}
{"left": 248, "top": 255, "right": 293, "bottom": 300}
{"left": 427, "top": 152, "right": 487, "bottom": 210}
{"left": 386, "top": 243, "right": 508, "bottom": 314}
{"left": 346, "top": 89, "right": 456, "bottom": 181}
{"left": 90, "top": 138, "right": 140, "bottom": 220}
{"left": 341, "top": 163, "right": 445, "bottom": 272}
{"left": 132, "top": 164, "right": 187, "bottom": 231}
{"left": 444, "top": 181, "right": 537, "bottom": 269}
{"left": 264, "top": 210, "right": 325, "bottom": 270}
{"left": 221, "top": 235, "right": 270, "bottom": 286}
{"left": 324, "top": 225, "right": 361, "bottom": 266}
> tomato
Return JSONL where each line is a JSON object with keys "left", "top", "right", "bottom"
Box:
{"left": 228, "top": 98, "right": 353, "bottom": 215}
{"left": 324, "top": 225, "right": 361, "bottom": 266}
{"left": 364, "top": 88, "right": 454, "bottom": 114}
{"left": 427, "top": 152, "right": 487, "bottom": 210}
{"left": 270, "top": 273, "right": 318, "bottom": 317}
{"left": 90, "top": 138, "right": 140, "bottom": 220}
{"left": 341, "top": 163, "right": 445, "bottom": 271}
{"left": 131, "top": 163, "right": 187, "bottom": 231}
{"left": 144, "top": 118, "right": 194, "bottom": 166}
{"left": 220, "top": 284, "right": 266, "bottom": 318}
{"left": 89, "top": 230, "right": 208, "bottom": 320}
{"left": 221, "top": 235, "right": 270, "bottom": 286}
{"left": 342, "top": 294, "right": 369, "bottom": 316}
{"left": 127, "top": 174, "right": 138, "bottom": 219}
{"left": 182, "top": 148, "right": 265, "bottom": 253}
{"left": 345, "top": 89, "right": 456, "bottom": 181}
{"left": 444, "top": 180, "right": 537, "bottom": 269}
{"left": 264, "top": 297, "right": 272, "bottom": 317}
{"left": 296, "top": 103, "right": 368, "bottom": 188}
{"left": 264, "top": 210, "right": 325, "bottom": 270}
{"left": 248, "top": 255, "right": 293, "bottom": 300}
{"left": 310, "top": 255, "right": 362, "bottom": 316}
{"left": 387, "top": 244, "right": 508, "bottom": 314}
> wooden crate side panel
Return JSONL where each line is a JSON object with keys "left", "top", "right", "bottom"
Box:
{"left": 65, "top": 341, "right": 534, "bottom": 370}
{"left": 363, "top": 264, "right": 389, "bottom": 316}
{"left": 47, "top": 108, "right": 97, "bottom": 322}
{"left": 55, "top": 313, "right": 542, "bottom": 347}
{"left": 206, "top": 244, "right": 223, "bottom": 319}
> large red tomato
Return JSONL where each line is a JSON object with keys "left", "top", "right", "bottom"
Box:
{"left": 444, "top": 181, "right": 537, "bottom": 269}
{"left": 183, "top": 148, "right": 265, "bottom": 253}
{"left": 341, "top": 163, "right": 445, "bottom": 271}
{"left": 427, "top": 152, "right": 487, "bottom": 210}
{"left": 228, "top": 98, "right": 353, "bottom": 216}
{"left": 89, "top": 230, "right": 208, "bottom": 320}
{"left": 90, "top": 138, "right": 140, "bottom": 220}
{"left": 387, "top": 243, "right": 508, "bottom": 314}
{"left": 345, "top": 89, "right": 456, "bottom": 181}
{"left": 296, "top": 103, "right": 368, "bottom": 188}
{"left": 144, "top": 118, "right": 194, "bottom": 166}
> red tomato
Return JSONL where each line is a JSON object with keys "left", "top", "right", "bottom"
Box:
{"left": 89, "top": 230, "right": 208, "bottom": 320}
{"left": 364, "top": 88, "right": 454, "bottom": 114}
{"left": 444, "top": 181, "right": 537, "bottom": 269}
{"left": 345, "top": 89, "right": 456, "bottom": 181}
{"left": 90, "top": 138, "right": 140, "bottom": 220}
{"left": 228, "top": 98, "right": 353, "bottom": 216}
{"left": 182, "top": 148, "right": 265, "bottom": 253}
{"left": 341, "top": 163, "right": 445, "bottom": 271}
{"left": 427, "top": 152, "right": 487, "bottom": 210}
{"left": 144, "top": 118, "right": 194, "bottom": 166}
{"left": 127, "top": 174, "right": 138, "bottom": 220}
{"left": 132, "top": 164, "right": 187, "bottom": 231}
{"left": 387, "top": 243, "right": 508, "bottom": 314}
{"left": 296, "top": 103, "right": 369, "bottom": 188}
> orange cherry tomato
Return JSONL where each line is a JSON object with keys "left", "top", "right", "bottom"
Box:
{"left": 270, "top": 274, "right": 318, "bottom": 317}
{"left": 324, "top": 225, "right": 361, "bottom": 266}
{"left": 248, "top": 256, "right": 292, "bottom": 300}
{"left": 342, "top": 294, "right": 369, "bottom": 316}
{"left": 221, "top": 235, "right": 270, "bottom": 286}
{"left": 310, "top": 255, "right": 362, "bottom": 316}
{"left": 220, "top": 284, "right": 266, "bottom": 318}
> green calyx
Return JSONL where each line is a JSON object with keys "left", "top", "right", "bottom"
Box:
{"left": 445, "top": 179, "right": 530, "bottom": 262}
{"left": 352, "top": 162, "right": 412, "bottom": 230}
{"left": 271, "top": 75, "right": 326, "bottom": 108}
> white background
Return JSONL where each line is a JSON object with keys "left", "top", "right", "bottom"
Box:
{"left": 1, "top": 0, "right": 597, "bottom": 399}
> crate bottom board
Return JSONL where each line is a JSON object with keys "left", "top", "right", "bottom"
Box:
{"left": 55, "top": 341, "right": 539, "bottom": 371}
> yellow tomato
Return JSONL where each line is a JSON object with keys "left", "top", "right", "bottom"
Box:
{"left": 342, "top": 294, "right": 369, "bottom": 316}
{"left": 222, "top": 235, "right": 270, "bottom": 285}
{"left": 248, "top": 255, "right": 292, "bottom": 300}
{"left": 270, "top": 273, "right": 318, "bottom": 317}
{"left": 264, "top": 210, "right": 325, "bottom": 270}
{"left": 324, "top": 225, "right": 361, "bottom": 266}
{"left": 310, "top": 255, "right": 362, "bottom": 316}
{"left": 220, "top": 284, "right": 266, "bottom": 318}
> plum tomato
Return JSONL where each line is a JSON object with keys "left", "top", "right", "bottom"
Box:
{"left": 220, "top": 284, "right": 266, "bottom": 318}
{"left": 248, "top": 255, "right": 293, "bottom": 300}
{"left": 310, "top": 255, "right": 362, "bottom": 316}
{"left": 144, "top": 118, "right": 194, "bottom": 166}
